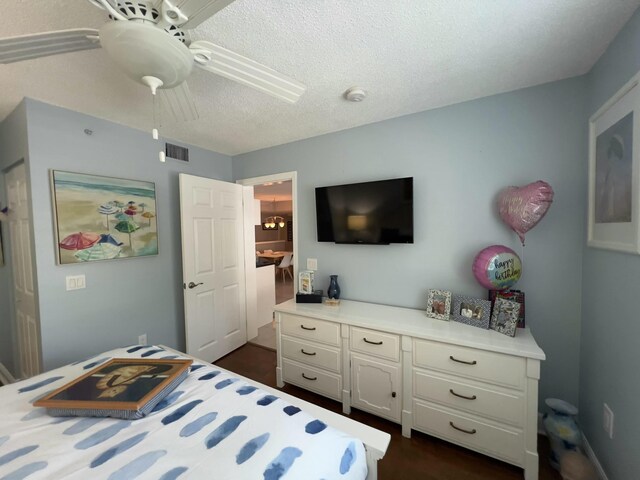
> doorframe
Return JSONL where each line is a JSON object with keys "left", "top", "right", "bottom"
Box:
{"left": 237, "top": 171, "right": 298, "bottom": 340}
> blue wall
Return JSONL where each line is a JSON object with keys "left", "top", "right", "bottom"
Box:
{"left": 22, "top": 99, "right": 233, "bottom": 370}
{"left": 0, "top": 101, "right": 29, "bottom": 374}
{"left": 580, "top": 9, "right": 640, "bottom": 479}
{"left": 233, "top": 77, "right": 588, "bottom": 407}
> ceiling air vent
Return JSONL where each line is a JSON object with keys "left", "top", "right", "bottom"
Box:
{"left": 165, "top": 143, "right": 189, "bottom": 162}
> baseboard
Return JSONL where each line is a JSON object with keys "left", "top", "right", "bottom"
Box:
{"left": 581, "top": 433, "right": 609, "bottom": 480}
{"left": 0, "top": 362, "right": 16, "bottom": 385}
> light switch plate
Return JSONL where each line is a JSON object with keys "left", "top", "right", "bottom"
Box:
{"left": 66, "top": 274, "right": 86, "bottom": 291}
{"left": 307, "top": 258, "right": 318, "bottom": 270}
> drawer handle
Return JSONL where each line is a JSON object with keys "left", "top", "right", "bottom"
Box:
{"left": 449, "top": 421, "right": 477, "bottom": 435}
{"left": 301, "top": 349, "right": 317, "bottom": 356}
{"left": 363, "top": 337, "right": 383, "bottom": 345}
{"left": 300, "top": 325, "right": 316, "bottom": 331}
{"left": 301, "top": 373, "right": 317, "bottom": 381}
{"left": 449, "top": 389, "right": 477, "bottom": 400}
{"left": 449, "top": 355, "right": 477, "bottom": 365}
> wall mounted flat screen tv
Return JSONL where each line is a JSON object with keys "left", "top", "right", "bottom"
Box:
{"left": 315, "top": 177, "right": 413, "bottom": 244}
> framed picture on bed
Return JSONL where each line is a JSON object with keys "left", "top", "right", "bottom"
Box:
{"left": 34, "top": 358, "right": 192, "bottom": 419}
{"left": 588, "top": 73, "right": 640, "bottom": 253}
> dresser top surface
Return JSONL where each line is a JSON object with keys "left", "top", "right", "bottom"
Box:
{"left": 275, "top": 299, "right": 545, "bottom": 360}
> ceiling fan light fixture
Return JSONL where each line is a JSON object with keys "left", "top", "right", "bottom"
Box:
{"left": 99, "top": 21, "right": 193, "bottom": 88}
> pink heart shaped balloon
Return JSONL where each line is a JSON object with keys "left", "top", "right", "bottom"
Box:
{"left": 498, "top": 181, "right": 554, "bottom": 245}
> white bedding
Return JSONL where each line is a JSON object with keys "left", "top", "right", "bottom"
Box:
{"left": 0, "top": 346, "right": 367, "bottom": 480}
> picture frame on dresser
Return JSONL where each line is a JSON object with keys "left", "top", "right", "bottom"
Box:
{"left": 587, "top": 72, "right": 640, "bottom": 254}
{"left": 451, "top": 295, "right": 491, "bottom": 329}
{"left": 489, "top": 289, "right": 525, "bottom": 328}
{"left": 489, "top": 297, "right": 520, "bottom": 337}
{"left": 426, "top": 289, "right": 451, "bottom": 320}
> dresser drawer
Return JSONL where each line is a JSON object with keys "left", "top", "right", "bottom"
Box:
{"left": 281, "top": 335, "right": 341, "bottom": 373}
{"left": 413, "top": 370, "right": 524, "bottom": 426}
{"left": 282, "top": 359, "right": 341, "bottom": 401}
{"left": 350, "top": 326, "right": 400, "bottom": 362}
{"left": 413, "top": 339, "right": 525, "bottom": 389}
{"left": 413, "top": 400, "right": 524, "bottom": 466}
{"left": 280, "top": 313, "right": 340, "bottom": 347}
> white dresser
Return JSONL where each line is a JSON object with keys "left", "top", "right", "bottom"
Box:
{"left": 275, "top": 299, "right": 545, "bottom": 480}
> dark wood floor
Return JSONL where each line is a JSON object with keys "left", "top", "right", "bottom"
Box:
{"left": 215, "top": 344, "right": 561, "bottom": 480}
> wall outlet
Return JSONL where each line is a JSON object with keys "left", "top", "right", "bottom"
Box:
{"left": 66, "top": 274, "right": 86, "bottom": 291}
{"left": 307, "top": 258, "right": 318, "bottom": 270}
{"left": 138, "top": 334, "right": 147, "bottom": 346}
{"left": 603, "top": 403, "right": 614, "bottom": 439}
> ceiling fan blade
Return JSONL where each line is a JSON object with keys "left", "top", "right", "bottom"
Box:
{"left": 0, "top": 29, "right": 100, "bottom": 64}
{"left": 158, "top": 81, "right": 200, "bottom": 123}
{"left": 168, "top": 0, "right": 236, "bottom": 29}
{"left": 191, "top": 41, "right": 306, "bottom": 104}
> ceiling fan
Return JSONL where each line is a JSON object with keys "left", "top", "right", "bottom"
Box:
{"left": 0, "top": 0, "right": 306, "bottom": 140}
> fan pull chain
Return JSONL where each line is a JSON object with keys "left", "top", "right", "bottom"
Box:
{"left": 152, "top": 92, "right": 159, "bottom": 140}
{"left": 157, "top": 96, "right": 165, "bottom": 162}
{"left": 141, "top": 75, "right": 166, "bottom": 163}
{"left": 151, "top": 87, "right": 166, "bottom": 162}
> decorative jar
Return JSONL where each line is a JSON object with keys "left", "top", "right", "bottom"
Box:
{"left": 327, "top": 275, "right": 341, "bottom": 299}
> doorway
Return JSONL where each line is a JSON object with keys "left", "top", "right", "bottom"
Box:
{"left": 4, "top": 162, "right": 40, "bottom": 379}
{"left": 237, "top": 172, "right": 297, "bottom": 350}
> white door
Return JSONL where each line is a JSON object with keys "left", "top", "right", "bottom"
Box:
{"left": 179, "top": 174, "right": 247, "bottom": 362}
{"left": 5, "top": 163, "right": 40, "bottom": 379}
{"left": 351, "top": 354, "right": 401, "bottom": 422}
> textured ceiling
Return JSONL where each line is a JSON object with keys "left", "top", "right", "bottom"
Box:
{"left": 254, "top": 181, "right": 292, "bottom": 202}
{"left": 1, "top": 0, "right": 639, "bottom": 155}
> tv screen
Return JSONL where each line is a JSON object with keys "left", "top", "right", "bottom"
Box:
{"left": 315, "top": 177, "right": 413, "bottom": 244}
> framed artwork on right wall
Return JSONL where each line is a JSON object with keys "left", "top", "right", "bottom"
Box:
{"left": 588, "top": 72, "right": 640, "bottom": 254}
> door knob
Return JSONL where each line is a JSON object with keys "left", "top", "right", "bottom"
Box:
{"left": 188, "top": 282, "right": 203, "bottom": 289}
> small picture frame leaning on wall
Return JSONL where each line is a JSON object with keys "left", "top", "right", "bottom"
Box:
{"left": 34, "top": 358, "right": 192, "bottom": 419}
{"left": 452, "top": 295, "right": 491, "bottom": 329}
{"left": 489, "top": 298, "right": 521, "bottom": 337}
{"left": 426, "top": 289, "right": 452, "bottom": 321}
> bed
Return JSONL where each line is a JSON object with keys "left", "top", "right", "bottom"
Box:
{"left": 0, "top": 345, "right": 389, "bottom": 480}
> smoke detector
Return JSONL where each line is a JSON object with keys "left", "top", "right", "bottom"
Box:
{"left": 344, "top": 87, "right": 366, "bottom": 102}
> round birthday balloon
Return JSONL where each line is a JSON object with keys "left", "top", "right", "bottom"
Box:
{"left": 472, "top": 245, "right": 522, "bottom": 290}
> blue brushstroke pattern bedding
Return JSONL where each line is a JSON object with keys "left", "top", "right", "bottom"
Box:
{"left": 0, "top": 346, "right": 367, "bottom": 480}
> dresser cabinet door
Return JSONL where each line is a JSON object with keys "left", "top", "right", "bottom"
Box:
{"left": 350, "top": 354, "right": 401, "bottom": 422}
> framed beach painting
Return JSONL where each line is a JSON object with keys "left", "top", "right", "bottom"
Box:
{"left": 588, "top": 73, "right": 640, "bottom": 254}
{"left": 51, "top": 171, "right": 158, "bottom": 264}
